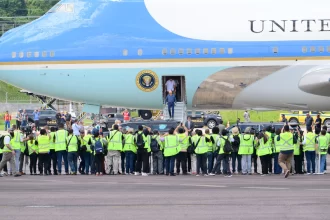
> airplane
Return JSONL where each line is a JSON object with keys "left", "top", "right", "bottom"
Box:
{"left": 1, "top": 0, "right": 330, "bottom": 117}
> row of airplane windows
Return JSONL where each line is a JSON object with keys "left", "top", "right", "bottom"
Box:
{"left": 11, "top": 51, "right": 55, "bottom": 59}
{"left": 11, "top": 46, "right": 330, "bottom": 59}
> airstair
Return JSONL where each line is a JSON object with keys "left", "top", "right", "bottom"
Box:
{"left": 76, "top": 112, "right": 88, "bottom": 123}
{"left": 162, "top": 102, "right": 187, "bottom": 122}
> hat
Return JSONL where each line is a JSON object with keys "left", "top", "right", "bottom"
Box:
{"left": 244, "top": 127, "right": 251, "bottom": 134}
{"left": 232, "top": 127, "right": 239, "bottom": 135}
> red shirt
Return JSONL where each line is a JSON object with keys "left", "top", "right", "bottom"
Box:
{"left": 4, "top": 113, "right": 11, "bottom": 121}
{"left": 123, "top": 112, "right": 130, "bottom": 121}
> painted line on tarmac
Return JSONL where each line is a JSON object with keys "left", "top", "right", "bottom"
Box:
{"left": 240, "top": 187, "right": 289, "bottom": 190}
{"left": 26, "top": 206, "right": 55, "bottom": 208}
{"left": 180, "top": 184, "right": 227, "bottom": 188}
{"left": 306, "top": 189, "right": 330, "bottom": 191}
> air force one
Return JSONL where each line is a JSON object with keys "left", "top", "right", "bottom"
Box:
{"left": 2, "top": 0, "right": 330, "bottom": 113}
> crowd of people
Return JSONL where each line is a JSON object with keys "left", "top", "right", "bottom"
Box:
{"left": 0, "top": 114, "right": 328, "bottom": 178}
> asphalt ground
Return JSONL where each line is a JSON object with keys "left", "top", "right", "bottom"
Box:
{"left": 1, "top": 173, "right": 330, "bottom": 220}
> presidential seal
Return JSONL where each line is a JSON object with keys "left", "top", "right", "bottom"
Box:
{"left": 136, "top": 70, "right": 159, "bottom": 92}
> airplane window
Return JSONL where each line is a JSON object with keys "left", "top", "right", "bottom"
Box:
{"left": 34, "top": 52, "right": 39, "bottom": 58}
{"left": 203, "top": 48, "right": 208, "bottom": 54}
{"left": 195, "top": 48, "right": 200, "bottom": 55}
{"left": 327, "top": 46, "right": 330, "bottom": 53}
{"left": 50, "top": 51, "right": 55, "bottom": 57}
{"left": 186, "top": 49, "right": 192, "bottom": 55}
{"left": 178, "top": 48, "right": 184, "bottom": 55}
{"left": 27, "top": 52, "right": 32, "bottom": 58}
{"left": 123, "top": 49, "right": 128, "bottom": 56}
{"left": 211, "top": 48, "right": 216, "bottom": 54}
{"left": 170, "top": 49, "right": 176, "bottom": 55}
{"left": 302, "top": 47, "right": 307, "bottom": 53}
{"left": 11, "top": 52, "right": 16, "bottom": 58}
{"left": 228, "top": 48, "right": 234, "bottom": 54}
{"left": 162, "top": 49, "right": 167, "bottom": 55}
{"left": 138, "top": 49, "right": 143, "bottom": 56}
{"left": 19, "top": 52, "right": 24, "bottom": 58}
{"left": 272, "top": 47, "right": 278, "bottom": 54}
{"left": 319, "top": 46, "right": 324, "bottom": 53}
{"left": 42, "top": 51, "right": 47, "bottom": 57}
{"left": 220, "top": 48, "right": 225, "bottom": 54}
{"left": 310, "top": 46, "right": 315, "bottom": 53}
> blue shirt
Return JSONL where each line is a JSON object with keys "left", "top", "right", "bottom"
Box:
{"left": 165, "top": 94, "right": 176, "bottom": 103}
{"left": 33, "top": 112, "right": 40, "bottom": 120}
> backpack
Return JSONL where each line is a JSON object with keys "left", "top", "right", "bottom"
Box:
{"left": 0, "top": 135, "right": 6, "bottom": 149}
{"left": 150, "top": 137, "right": 160, "bottom": 153}
{"left": 222, "top": 137, "right": 233, "bottom": 153}
{"left": 136, "top": 133, "right": 145, "bottom": 149}
{"left": 187, "top": 137, "right": 199, "bottom": 154}
{"left": 94, "top": 138, "right": 103, "bottom": 154}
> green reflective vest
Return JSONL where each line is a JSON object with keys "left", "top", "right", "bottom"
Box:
{"left": 83, "top": 134, "right": 92, "bottom": 152}
{"left": 205, "top": 134, "right": 213, "bottom": 152}
{"left": 123, "top": 134, "right": 137, "bottom": 153}
{"left": 218, "top": 136, "right": 231, "bottom": 155}
{"left": 257, "top": 138, "right": 272, "bottom": 156}
{"left": 12, "top": 130, "right": 21, "bottom": 150}
{"left": 27, "top": 140, "right": 38, "bottom": 155}
{"left": 238, "top": 134, "right": 254, "bottom": 155}
{"left": 66, "top": 135, "right": 79, "bottom": 152}
{"left": 38, "top": 135, "right": 50, "bottom": 154}
{"left": 135, "top": 132, "right": 151, "bottom": 152}
{"left": 211, "top": 134, "right": 220, "bottom": 152}
{"left": 107, "top": 130, "right": 123, "bottom": 151}
{"left": 265, "top": 132, "right": 274, "bottom": 152}
{"left": 195, "top": 136, "right": 208, "bottom": 154}
{"left": 280, "top": 132, "right": 294, "bottom": 151}
{"left": 178, "top": 133, "right": 188, "bottom": 151}
{"left": 55, "top": 130, "right": 68, "bottom": 152}
{"left": 304, "top": 132, "right": 316, "bottom": 152}
{"left": 151, "top": 135, "right": 163, "bottom": 151}
{"left": 3, "top": 135, "right": 12, "bottom": 153}
{"left": 274, "top": 135, "right": 282, "bottom": 153}
{"left": 318, "top": 135, "right": 328, "bottom": 155}
{"left": 49, "top": 132, "right": 56, "bottom": 150}
{"left": 164, "top": 135, "right": 179, "bottom": 157}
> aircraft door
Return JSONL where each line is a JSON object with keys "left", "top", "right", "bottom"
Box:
{"left": 162, "top": 76, "right": 186, "bottom": 103}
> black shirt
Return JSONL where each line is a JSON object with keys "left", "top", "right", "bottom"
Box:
{"left": 315, "top": 118, "right": 322, "bottom": 129}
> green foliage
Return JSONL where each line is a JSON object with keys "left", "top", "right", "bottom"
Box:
{"left": 25, "top": 0, "right": 59, "bottom": 16}
{"left": 0, "top": 0, "right": 27, "bottom": 17}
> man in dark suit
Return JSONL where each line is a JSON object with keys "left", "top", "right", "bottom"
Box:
{"left": 185, "top": 117, "right": 195, "bottom": 136}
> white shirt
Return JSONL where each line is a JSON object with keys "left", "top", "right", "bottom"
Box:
{"left": 165, "top": 80, "right": 176, "bottom": 92}
{"left": 4, "top": 136, "right": 10, "bottom": 145}
{"left": 72, "top": 123, "right": 82, "bottom": 136}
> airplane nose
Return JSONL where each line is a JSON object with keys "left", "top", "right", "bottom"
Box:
{"left": 298, "top": 68, "right": 330, "bottom": 97}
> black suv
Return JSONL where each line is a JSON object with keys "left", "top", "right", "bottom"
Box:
{"left": 22, "top": 109, "right": 57, "bottom": 127}
{"left": 227, "top": 122, "right": 300, "bottom": 134}
{"left": 187, "top": 111, "right": 223, "bottom": 129}
{"left": 118, "top": 120, "right": 180, "bottom": 134}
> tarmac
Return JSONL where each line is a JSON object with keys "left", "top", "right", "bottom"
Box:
{"left": 1, "top": 174, "right": 330, "bottom": 220}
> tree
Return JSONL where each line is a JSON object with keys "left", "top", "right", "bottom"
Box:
{"left": 25, "top": 0, "right": 59, "bottom": 16}
{"left": 0, "top": 0, "right": 27, "bottom": 17}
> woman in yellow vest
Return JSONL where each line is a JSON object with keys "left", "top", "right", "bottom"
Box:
{"left": 164, "top": 127, "right": 179, "bottom": 176}
{"left": 302, "top": 127, "right": 316, "bottom": 174}
{"left": 66, "top": 129, "right": 80, "bottom": 175}
{"left": 48, "top": 127, "right": 58, "bottom": 175}
{"left": 256, "top": 132, "right": 272, "bottom": 176}
{"left": 37, "top": 129, "right": 51, "bottom": 175}
{"left": 175, "top": 125, "right": 189, "bottom": 175}
{"left": 205, "top": 129, "right": 215, "bottom": 175}
{"left": 273, "top": 129, "right": 283, "bottom": 174}
{"left": 123, "top": 128, "right": 137, "bottom": 175}
{"left": 294, "top": 129, "right": 304, "bottom": 174}
{"left": 238, "top": 127, "right": 254, "bottom": 175}
{"left": 316, "top": 129, "right": 328, "bottom": 174}
{"left": 81, "top": 130, "right": 93, "bottom": 175}
{"left": 27, "top": 135, "right": 38, "bottom": 175}
{"left": 194, "top": 129, "right": 211, "bottom": 176}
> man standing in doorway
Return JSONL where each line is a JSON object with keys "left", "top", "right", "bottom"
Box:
{"left": 165, "top": 91, "right": 176, "bottom": 119}
{"left": 165, "top": 78, "right": 176, "bottom": 95}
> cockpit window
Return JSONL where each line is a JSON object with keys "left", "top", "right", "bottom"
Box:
{"left": 48, "top": 3, "right": 74, "bottom": 13}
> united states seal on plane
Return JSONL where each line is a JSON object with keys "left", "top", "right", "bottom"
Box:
{"left": 136, "top": 70, "right": 159, "bottom": 92}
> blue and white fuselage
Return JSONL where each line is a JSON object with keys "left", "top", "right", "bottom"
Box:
{"left": 1, "top": 0, "right": 330, "bottom": 111}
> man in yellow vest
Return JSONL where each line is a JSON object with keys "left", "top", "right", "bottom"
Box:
{"left": 277, "top": 125, "right": 297, "bottom": 178}
{"left": 106, "top": 124, "right": 124, "bottom": 175}
{"left": 134, "top": 125, "right": 151, "bottom": 176}
{"left": 55, "top": 123, "right": 69, "bottom": 175}
{"left": 82, "top": 130, "right": 93, "bottom": 175}
{"left": 238, "top": 127, "right": 254, "bottom": 175}
{"left": 302, "top": 127, "right": 317, "bottom": 174}
{"left": 316, "top": 129, "right": 328, "bottom": 174}
{"left": 0, "top": 129, "right": 21, "bottom": 177}
{"left": 151, "top": 130, "right": 164, "bottom": 175}
{"left": 66, "top": 129, "right": 80, "bottom": 175}
{"left": 48, "top": 127, "right": 58, "bottom": 175}
{"left": 10, "top": 125, "right": 23, "bottom": 175}
{"left": 205, "top": 129, "right": 215, "bottom": 175}
{"left": 164, "top": 127, "right": 179, "bottom": 176}
{"left": 273, "top": 129, "right": 283, "bottom": 174}
{"left": 211, "top": 127, "right": 221, "bottom": 174}
{"left": 195, "top": 130, "right": 212, "bottom": 176}
{"left": 37, "top": 129, "right": 51, "bottom": 175}
{"left": 230, "top": 127, "right": 241, "bottom": 174}
{"left": 0, "top": 142, "right": 8, "bottom": 175}
{"left": 123, "top": 128, "right": 137, "bottom": 175}
{"left": 175, "top": 125, "right": 189, "bottom": 175}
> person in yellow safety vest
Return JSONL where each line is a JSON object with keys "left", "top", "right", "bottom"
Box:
{"left": 322, "top": 125, "right": 329, "bottom": 173}
{"left": 205, "top": 129, "right": 216, "bottom": 175}
{"left": 277, "top": 125, "right": 298, "bottom": 178}
{"left": 47, "top": 127, "right": 58, "bottom": 175}
{"left": 195, "top": 129, "right": 212, "bottom": 176}
{"left": 294, "top": 128, "right": 304, "bottom": 174}
{"left": 256, "top": 131, "right": 273, "bottom": 176}
{"left": 273, "top": 129, "right": 283, "bottom": 174}
{"left": 164, "top": 127, "right": 180, "bottom": 176}
{"left": 55, "top": 123, "right": 69, "bottom": 175}
{"left": 11, "top": 125, "right": 23, "bottom": 175}
{"left": 123, "top": 128, "right": 137, "bottom": 175}
{"left": 151, "top": 130, "right": 164, "bottom": 175}
{"left": 81, "top": 130, "right": 93, "bottom": 175}
{"left": 190, "top": 131, "right": 198, "bottom": 175}
{"left": 265, "top": 126, "right": 274, "bottom": 174}
{"left": 238, "top": 127, "right": 254, "bottom": 175}
{"left": 0, "top": 140, "right": 8, "bottom": 175}
{"left": 302, "top": 127, "right": 317, "bottom": 174}
{"left": 66, "top": 128, "right": 79, "bottom": 175}
{"left": 106, "top": 124, "right": 124, "bottom": 175}
{"left": 0, "top": 129, "right": 21, "bottom": 177}
{"left": 316, "top": 129, "right": 329, "bottom": 174}
{"left": 175, "top": 124, "right": 190, "bottom": 175}
{"left": 27, "top": 134, "right": 38, "bottom": 175}
{"left": 18, "top": 127, "right": 29, "bottom": 175}
{"left": 230, "top": 127, "right": 241, "bottom": 174}
{"left": 134, "top": 125, "right": 151, "bottom": 176}
{"left": 37, "top": 129, "right": 51, "bottom": 176}
{"left": 90, "top": 130, "right": 106, "bottom": 176}
{"left": 209, "top": 129, "right": 232, "bottom": 177}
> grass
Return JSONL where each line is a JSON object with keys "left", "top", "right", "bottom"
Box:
{"left": 0, "top": 81, "right": 36, "bottom": 102}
